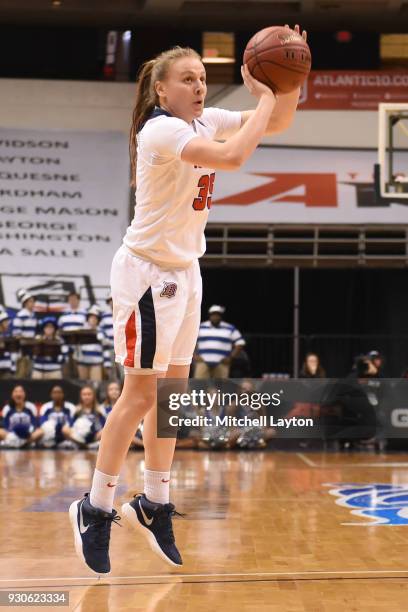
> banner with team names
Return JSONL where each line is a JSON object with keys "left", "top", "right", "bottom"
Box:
{"left": 0, "top": 128, "right": 129, "bottom": 310}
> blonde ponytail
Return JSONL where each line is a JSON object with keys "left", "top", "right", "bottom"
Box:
{"left": 129, "top": 46, "right": 201, "bottom": 188}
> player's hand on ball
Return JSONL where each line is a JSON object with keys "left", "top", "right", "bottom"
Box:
{"left": 285, "top": 23, "right": 307, "bottom": 42}
{"left": 241, "top": 64, "right": 276, "bottom": 100}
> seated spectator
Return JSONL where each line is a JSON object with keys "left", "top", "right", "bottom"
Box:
{"left": 74, "top": 305, "right": 110, "bottom": 382}
{"left": 0, "top": 310, "right": 16, "bottom": 379}
{"left": 69, "top": 385, "right": 106, "bottom": 449}
{"left": 0, "top": 385, "right": 42, "bottom": 448}
{"left": 100, "top": 381, "right": 121, "bottom": 417}
{"left": 299, "top": 352, "right": 326, "bottom": 378}
{"left": 194, "top": 305, "right": 245, "bottom": 379}
{"left": 31, "top": 317, "right": 68, "bottom": 380}
{"left": 13, "top": 290, "right": 38, "bottom": 378}
{"left": 37, "top": 385, "right": 76, "bottom": 448}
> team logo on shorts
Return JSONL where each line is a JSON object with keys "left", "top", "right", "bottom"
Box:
{"left": 160, "top": 281, "right": 177, "bottom": 299}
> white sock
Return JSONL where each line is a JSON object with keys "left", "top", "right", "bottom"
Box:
{"left": 144, "top": 469, "right": 170, "bottom": 505}
{"left": 89, "top": 468, "right": 119, "bottom": 513}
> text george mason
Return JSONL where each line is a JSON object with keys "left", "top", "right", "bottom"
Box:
{"left": 215, "top": 416, "right": 314, "bottom": 428}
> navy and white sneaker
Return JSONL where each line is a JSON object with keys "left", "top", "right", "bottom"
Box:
{"left": 122, "top": 494, "right": 184, "bottom": 566}
{"left": 69, "top": 493, "right": 121, "bottom": 575}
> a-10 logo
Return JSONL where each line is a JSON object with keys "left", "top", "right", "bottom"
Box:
{"left": 213, "top": 173, "right": 405, "bottom": 208}
{"left": 326, "top": 483, "right": 408, "bottom": 525}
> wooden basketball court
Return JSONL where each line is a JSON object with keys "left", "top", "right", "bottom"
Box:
{"left": 1, "top": 449, "right": 408, "bottom": 611}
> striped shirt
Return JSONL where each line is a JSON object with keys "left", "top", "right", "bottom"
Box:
{"left": 197, "top": 320, "right": 245, "bottom": 366}
{"left": 100, "top": 311, "right": 114, "bottom": 348}
{"left": 12, "top": 308, "right": 38, "bottom": 338}
{"left": 39, "top": 401, "right": 76, "bottom": 426}
{"left": 58, "top": 308, "right": 86, "bottom": 332}
{"left": 0, "top": 334, "right": 16, "bottom": 374}
{"left": 73, "top": 327, "right": 111, "bottom": 367}
{"left": 32, "top": 338, "right": 69, "bottom": 373}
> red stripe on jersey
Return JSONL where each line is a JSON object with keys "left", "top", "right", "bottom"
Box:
{"left": 124, "top": 311, "right": 137, "bottom": 367}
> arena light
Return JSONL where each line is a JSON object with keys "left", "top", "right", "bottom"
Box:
{"left": 122, "top": 31, "right": 132, "bottom": 43}
{"left": 202, "top": 32, "right": 235, "bottom": 66}
{"left": 202, "top": 57, "right": 235, "bottom": 64}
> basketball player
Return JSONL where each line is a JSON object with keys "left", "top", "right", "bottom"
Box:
{"left": 70, "top": 26, "right": 306, "bottom": 575}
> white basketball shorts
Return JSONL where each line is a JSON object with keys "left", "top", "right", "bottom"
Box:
{"left": 110, "top": 245, "right": 202, "bottom": 374}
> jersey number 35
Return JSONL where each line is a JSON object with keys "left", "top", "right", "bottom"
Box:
{"left": 192, "top": 173, "right": 215, "bottom": 211}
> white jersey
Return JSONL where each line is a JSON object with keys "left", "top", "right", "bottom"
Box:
{"left": 123, "top": 106, "right": 242, "bottom": 269}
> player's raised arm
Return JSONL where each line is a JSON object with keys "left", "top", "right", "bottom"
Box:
{"left": 181, "top": 65, "right": 276, "bottom": 171}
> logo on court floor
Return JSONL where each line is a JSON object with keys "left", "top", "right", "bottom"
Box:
{"left": 325, "top": 483, "right": 408, "bottom": 525}
{"left": 160, "top": 281, "right": 177, "bottom": 299}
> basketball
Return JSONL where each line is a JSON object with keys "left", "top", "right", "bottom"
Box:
{"left": 243, "top": 26, "right": 312, "bottom": 94}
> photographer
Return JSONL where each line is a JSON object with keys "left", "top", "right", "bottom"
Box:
{"left": 321, "top": 355, "right": 380, "bottom": 449}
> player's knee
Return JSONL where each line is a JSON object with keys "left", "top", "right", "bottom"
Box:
{"left": 117, "top": 388, "right": 155, "bottom": 420}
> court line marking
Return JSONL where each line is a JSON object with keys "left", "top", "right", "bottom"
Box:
{"left": 296, "top": 453, "right": 317, "bottom": 467}
{"left": 3, "top": 569, "right": 408, "bottom": 585}
{"left": 316, "top": 462, "right": 408, "bottom": 468}
{"left": 296, "top": 454, "right": 408, "bottom": 468}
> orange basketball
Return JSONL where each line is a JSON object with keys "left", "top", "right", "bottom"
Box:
{"left": 243, "top": 26, "right": 312, "bottom": 94}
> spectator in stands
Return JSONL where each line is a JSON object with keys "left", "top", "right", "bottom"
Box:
{"left": 37, "top": 385, "right": 76, "bottom": 448}
{"left": 74, "top": 305, "right": 110, "bottom": 382}
{"left": 299, "top": 352, "right": 326, "bottom": 378}
{"left": 194, "top": 305, "right": 245, "bottom": 379}
{"left": 101, "top": 381, "right": 121, "bottom": 417}
{"left": 0, "top": 384, "right": 42, "bottom": 448}
{"left": 58, "top": 291, "right": 86, "bottom": 379}
{"left": 13, "top": 290, "right": 38, "bottom": 378}
{"left": 58, "top": 291, "right": 86, "bottom": 332}
{"left": 69, "top": 385, "right": 106, "bottom": 449}
{"left": 0, "top": 310, "right": 16, "bottom": 379}
{"left": 12, "top": 290, "right": 37, "bottom": 338}
{"left": 367, "top": 350, "right": 384, "bottom": 378}
{"left": 31, "top": 317, "right": 68, "bottom": 380}
{"left": 100, "top": 292, "right": 115, "bottom": 379}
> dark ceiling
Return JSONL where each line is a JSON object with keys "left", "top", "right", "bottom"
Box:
{"left": 0, "top": 0, "right": 407, "bottom": 30}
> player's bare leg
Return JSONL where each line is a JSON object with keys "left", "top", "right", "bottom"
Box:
{"left": 143, "top": 364, "right": 189, "bottom": 470}
{"left": 69, "top": 373, "right": 157, "bottom": 575}
{"left": 122, "top": 364, "right": 189, "bottom": 566}
{"left": 96, "top": 373, "right": 159, "bottom": 475}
